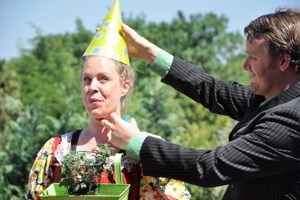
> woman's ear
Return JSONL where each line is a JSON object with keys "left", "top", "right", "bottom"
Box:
{"left": 279, "top": 53, "right": 291, "bottom": 72}
{"left": 121, "top": 80, "right": 131, "bottom": 97}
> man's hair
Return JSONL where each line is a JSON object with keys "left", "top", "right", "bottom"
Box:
{"left": 244, "top": 8, "right": 300, "bottom": 72}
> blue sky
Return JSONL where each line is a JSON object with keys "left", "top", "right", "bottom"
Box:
{"left": 1, "top": 0, "right": 300, "bottom": 60}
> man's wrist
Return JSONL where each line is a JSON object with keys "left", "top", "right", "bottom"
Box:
{"left": 125, "top": 132, "right": 148, "bottom": 160}
{"left": 148, "top": 49, "right": 173, "bottom": 77}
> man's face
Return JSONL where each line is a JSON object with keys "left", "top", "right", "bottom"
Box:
{"left": 243, "top": 37, "right": 283, "bottom": 99}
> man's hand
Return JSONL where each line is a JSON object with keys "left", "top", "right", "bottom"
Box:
{"left": 120, "top": 23, "right": 160, "bottom": 64}
{"left": 101, "top": 112, "right": 140, "bottom": 149}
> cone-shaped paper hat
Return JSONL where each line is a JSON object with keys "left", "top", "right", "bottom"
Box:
{"left": 82, "top": 0, "right": 130, "bottom": 66}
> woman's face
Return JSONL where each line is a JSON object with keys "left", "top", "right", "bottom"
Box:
{"left": 81, "top": 56, "right": 130, "bottom": 120}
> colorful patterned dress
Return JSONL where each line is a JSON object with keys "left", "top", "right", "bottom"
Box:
{"left": 25, "top": 130, "right": 191, "bottom": 200}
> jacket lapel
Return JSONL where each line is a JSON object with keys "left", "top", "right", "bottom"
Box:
{"left": 229, "top": 81, "right": 300, "bottom": 141}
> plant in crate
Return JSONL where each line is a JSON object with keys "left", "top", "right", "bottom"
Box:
{"left": 59, "top": 143, "right": 114, "bottom": 195}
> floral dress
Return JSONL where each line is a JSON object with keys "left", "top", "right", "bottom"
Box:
{"left": 26, "top": 130, "right": 191, "bottom": 200}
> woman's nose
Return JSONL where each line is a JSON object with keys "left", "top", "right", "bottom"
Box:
{"left": 89, "top": 78, "right": 100, "bottom": 92}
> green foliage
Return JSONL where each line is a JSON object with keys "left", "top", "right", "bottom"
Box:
{"left": 0, "top": 60, "right": 21, "bottom": 133}
{"left": 60, "top": 144, "right": 114, "bottom": 195}
{"left": 0, "top": 105, "right": 44, "bottom": 199}
{"left": 0, "top": 11, "right": 248, "bottom": 200}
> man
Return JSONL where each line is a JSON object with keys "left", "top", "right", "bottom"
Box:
{"left": 102, "top": 8, "right": 300, "bottom": 199}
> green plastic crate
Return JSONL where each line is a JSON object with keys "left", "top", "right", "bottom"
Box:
{"left": 40, "top": 153, "right": 130, "bottom": 200}
{"left": 41, "top": 183, "right": 130, "bottom": 200}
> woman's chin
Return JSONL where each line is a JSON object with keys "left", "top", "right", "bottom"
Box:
{"left": 90, "top": 112, "right": 105, "bottom": 120}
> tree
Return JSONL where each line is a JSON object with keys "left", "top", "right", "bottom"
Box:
{"left": 1, "top": 11, "right": 248, "bottom": 199}
{"left": 0, "top": 60, "right": 24, "bottom": 199}
{"left": 0, "top": 60, "right": 21, "bottom": 133}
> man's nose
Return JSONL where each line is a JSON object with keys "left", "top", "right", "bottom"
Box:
{"left": 243, "top": 59, "right": 250, "bottom": 70}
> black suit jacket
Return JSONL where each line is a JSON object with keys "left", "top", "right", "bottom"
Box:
{"left": 140, "top": 57, "right": 300, "bottom": 200}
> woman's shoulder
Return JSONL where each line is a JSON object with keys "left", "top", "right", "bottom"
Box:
{"left": 37, "top": 136, "right": 62, "bottom": 156}
{"left": 54, "top": 131, "right": 80, "bottom": 163}
{"left": 37, "top": 131, "right": 78, "bottom": 163}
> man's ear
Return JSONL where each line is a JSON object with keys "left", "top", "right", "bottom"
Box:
{"left": 279, "top": 53, "right": 291, "bottom": 72}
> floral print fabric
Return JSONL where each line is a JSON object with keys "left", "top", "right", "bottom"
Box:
{"left": 26, "top": 132, "right": 191, "bottom": 200}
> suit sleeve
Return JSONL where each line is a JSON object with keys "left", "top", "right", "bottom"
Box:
{"left": 161, "top": 57, "right": 256, "bottom": 120}
{"left": 139, "top": 106, "right": 300, "bottom": 187}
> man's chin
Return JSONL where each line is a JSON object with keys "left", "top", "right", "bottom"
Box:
{"left": 249, "top": 82, "right": 256, "bottom": 91}
{"left": 249, "top": 84, "right": 256, "bottom": 93}
{"left": 249, "top": 85, "right": 262, "bottom": 96}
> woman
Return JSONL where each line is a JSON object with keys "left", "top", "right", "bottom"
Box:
{"left": 25, "top": 55, "right": 191, "bottom": 200}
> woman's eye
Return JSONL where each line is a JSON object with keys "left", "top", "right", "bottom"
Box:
{"left": 99, "top": 76, "right": 110, "bottom": 82}
{"left": 83, "top": 77, "right": 91, "bottom": 82}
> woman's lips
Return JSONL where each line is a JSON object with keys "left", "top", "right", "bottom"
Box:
{"left": 89, "top": 98, "right": 103, "bottom": 105}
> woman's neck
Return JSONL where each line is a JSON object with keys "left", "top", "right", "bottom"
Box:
{"left": 75, "top": 118, "right": 121, "bottom": 152}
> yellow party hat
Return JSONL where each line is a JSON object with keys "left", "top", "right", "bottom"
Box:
{"left": 82, "top": 0, "right": 130, "bottom": 66}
